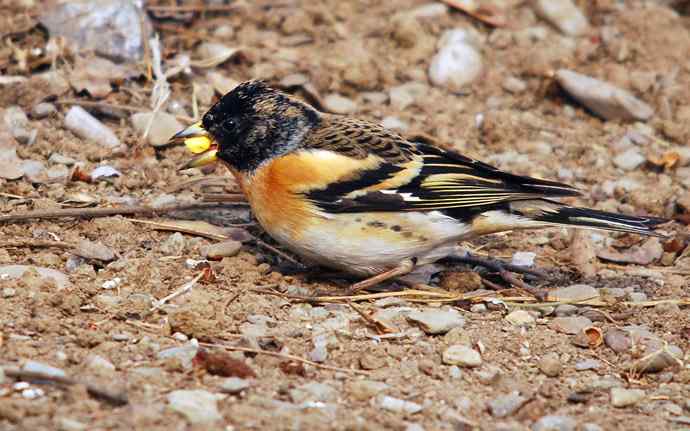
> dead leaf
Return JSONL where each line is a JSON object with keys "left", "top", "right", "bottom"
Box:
{"left": 439, "top": 0, "right": 507, "bottom": 27}
{"left": 647, "top": 151, "right": 680, "bottom": 170}
{"left": 193, "top": 348, "right": 256, "bottom": 378}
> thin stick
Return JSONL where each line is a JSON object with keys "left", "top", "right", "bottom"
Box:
{"left": 150, "top": 271, "right": 205, "bottom": 312}
{"left": 0, "top": 201, "right": 248, "bottom": 224}
{"left": 254, "top": 238, "right": 303, "bottom": 267}
{"left": 199, "top": 342, "right": 370, "bottom": 376}
{"left": 3, "top": 367, "right": 128, "bottom": 406}
{"left": 0, "top": 239, "right": 74, "bottom": 250}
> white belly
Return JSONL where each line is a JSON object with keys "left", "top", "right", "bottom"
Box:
{"left": 267, "top": 211, "right": 470, "bottom": 276}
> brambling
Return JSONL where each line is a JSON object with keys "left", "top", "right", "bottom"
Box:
{"left": 170, "top": 81, "right": 666, "bottom": 292}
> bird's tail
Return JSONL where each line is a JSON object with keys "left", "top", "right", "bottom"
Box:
{"left": 508, "top": 199, "right": 668, "bottom": 237}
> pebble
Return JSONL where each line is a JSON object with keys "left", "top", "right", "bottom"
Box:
{"left": 379, "top": 395, "right": 423, "bottom": 414}
{"left": 85, "top": 354, "right": 115, "bottom": 374}
{"left": 532, "top": 415, "right": 577, "bottom": 431}
{"left": 112, "top": 333, "right": 131, "bottom": 342}
{"left": 502, "top": 76, "right": 527, "bottom": 94}
{"left": 3, "top": 106, "right": 34, "bottom": 145}
{"left": 533, "top": 0, "right": 589, "bottom": 36}
{"left": 470, "top": 304, "right": 487, "bottom": 313}
{"left": 64, "top": 106, "right": 121, "bottom": 148}
{"left": 323, "top": 94, "right": 357, "bottom": 114}
{"left": 22, "top": 360, "right": 66, "bottom": 378}
{"left": 408, "top": 308, "right": 464, "bottom": 334}
{"left": 167, "top": 390, "right": 223, "bottom": 424}
{"left": 290, "top": 382, "right": 338, "bottom": 403}
{"left": 131, "top": 366, "right": 164, "bottom": 379}
{"left": 613, "top": 148, "right": 645, "bottom": 171}
{"left": 487, "top": 391, "right": 529, "bottom": 418}
{"left": 48, "top": 153, "right": 77, "bottom": 165}
{"left": 57, "top": 418, "right": 88, "bottom": 431}
{"left": 31, "top": 102, "right": 57, "bottom": 119}
{"left": 554, "top": 304, "right": 578, "bottom": 317}
{"left": 582, "top": 424, "right": 603, "bottom": 431}
{"left": 0, "top": 265, "right": 72, "bottom": 290}
{"left": 629, "top": 346, "right": 683, "bottom": 373}
{"left": 551, "top": 284, "right": 599, "bottom": 301}
{"left": 381, "top": 116, "right": 409, "bottom": 132}
{"left": 131, "top": 112, "right": 183, "bottom": 147}
{"left": 538, "top": 353, "right": 562, "bottom": 377}
{"left": 626, "top": 292, "right": 648, "bottom": 303}
{"left": 348, "top": 380, "right": 389, "bottom": 401}
{"left": 505, "top": 310, "right": 536, "bottom": 326}
{"left": 74, "top": 239, "right": 116, "bottom": 262}
{"left": 90, "top": 165, "right": 121, "bottom": 181}
{"left": 405, "top": 424, "right": 425, "bottom": 431}
{"left": 555, "top": 70, "right": 654, "bottom": 122}
{"left": 411, "top": 2, "right": 449, "bottom": 18}
{"left": 389, "top": 82, "right": 428, "bottom": 110}
{"left": 476, "top": 366, "right": 501, "bottom": 385}
{"left": 575, "top": 359, "right": 601, "bottom": 371}
{"left": 442, "top": 345, "right": 482, "bottom": 368}
{"left": 610, "top": 388, "right": 645, "bottom": 407}
{"left": 160, "top": 232, "right": 186, "bottom": 255}
{"left": 157, "top": 341, "right": 199, "bottom": 369}
{"left": 2, "top": 287, "right": 16, "bottom": 298}
{"left": 201, "top": 240, "right": 242, "bottom": 259}
{"left": 549, "top": 316, "right": 593, "bottom": 335}
{"left": 220, "top": 377, "right": 252, "bottom": 394}
{"left": 20, "top": 159, "right": 45, "bottom": 181}
{"left": 429, "top": 29, "right": 483, "bottom": 91}
{"left": 511, "top": 252, "right": 535, "bottom": 267}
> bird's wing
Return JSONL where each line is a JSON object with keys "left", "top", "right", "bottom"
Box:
{"left": 301, "top": 118, "right": 581, "bottom": 220}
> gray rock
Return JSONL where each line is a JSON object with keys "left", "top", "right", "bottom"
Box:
{"left": 85, "top": 354, "right": 115, "bottom": 374}
{"left": 610, "top": 387, "right": 645, "bottom": 407}
{"left": 502, "top": 76, "right": 527, "bottom": 94}
{"left": 20, "top": 159, "right": 45, "bottom": 182}
{"left": 167, "top": 390, "right": 223, "bottom": 424}
{"left": 429, "top": 29, "right": 483, "bottom": 91}
{"left": 555, "top": 70, "right": 653, "bottom": 121}
{"left": 442, "top": 345, "right": 482, "bottom": 367}
{"left": 389, "top": 82, "right": 428, "bottom": 110}
{"left": 554, "top": 304, "right": 578, "bottom": 317}
{"left": 323, "top": 94, "right": 357, "bottom": 114}
{"left": 379, "top": 395, "right": 423, "bottom": 414}
{"left": 201, "top": 240, "right": 242, "bottom": 259}
{"left": 613, "top": 148, "right": 645, "bottom": 171}
{"left": 40, "top": 0, "right": 152, "bottom": 62}
{"left": 575, "top": 359, "right": 601, "bottom": 371}
{"left": 551, "top": 284, "right": 599, "bottom": 301}
{"left": 505, "top": 310, "right": 535, "bottom": 326}
{"left": 533, "top": 0, "right": 589, "bottom": 36}
{"left": 549, "top": 316, "right": 593, "bottom": 334}
{"left": 160, "top": 232, "right": 186, "bottom": 255}
{"left": 538, "top": 353, "right": 562, "bottom": 377}
{"left": 31, "top": 103, "right": 57, "bottom": 119}
{"left": 290, "top": 382, "right": 337, "bottom": 403}
{"left": 487, "top": 391, "right": 529, "bottom": 418}
{"left": 131, "top": 112, "right": 183, "bottom": 147}
{"left": 408, "top": 308, "right": 464, "bottom": 334}
{"left": 220, "top": 377, "right": 252, "bottom": 394}
{"left": 57, "top": 418, "right": 88, "bottom": 431}
{"left": 4, "top": 106, "right": 34, "bottom": 144}
{"left": 22, "top": 360, "right": 66, "bottom": 378}
{"left": 531, "top": 415, "right": 577, "bottom": 431}
{"left": 157, "top": 341, "right": 198, "bottom": 369}
{"left": 348, "top": 380, "right": 389, "bottom": 401}
{"left": 74, "top": 239, "right": 116, "bottom": 262}
{"left": 0, "top": 265, "right": 72, "bottom": 290}
{"left": 64, "top": 106, "right": 121, "bottom": 148}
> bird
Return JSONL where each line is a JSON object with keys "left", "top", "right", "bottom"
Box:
{"left": 170, "top": 80, "right": 667, "bottom": 292}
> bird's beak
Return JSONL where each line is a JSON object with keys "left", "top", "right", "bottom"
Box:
{"left": 169, "top": 121, "right": 219, "bottom": 170}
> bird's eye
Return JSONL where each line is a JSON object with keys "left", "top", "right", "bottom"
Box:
{"left": 223, "top": 119, "right": 237, "bottom": 133}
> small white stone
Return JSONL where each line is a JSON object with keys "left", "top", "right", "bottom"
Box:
{"left": 610, "top": 388, "right": 645, "bottom": 407}
{"left": 323, "top": 94, "right": 357, "bottom": 114}
{"left": 168, "top": 390, "right": 224, "bottom": 424}
{"left": 613, "top": 148, "right": 645, "bottom": 171}
{"left": 131, "top": 112, "right": 183, "bottom": 147}
{"left": 429, "top": 29, "right": 483, "bottom": 91}
{"left": 379, "top": 395, "right": 423, "bottom": 414}
{"left": 511, "top": 251, "right": 535, "bottom": 267}
{"left": 534, "top": 0, "right": 589, "bottom": 36}
{"left": 64, "top": 106, "right": 121, "bottom": 148}
{"left": 442, "top": 345, "right": 482, "bottom": 367}
{"left": 505, "top": 310, "right": 535, "bottom": 326}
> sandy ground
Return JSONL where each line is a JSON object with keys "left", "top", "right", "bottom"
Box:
{"left": 1, "top": 1, "right": 689, "bottom": 430}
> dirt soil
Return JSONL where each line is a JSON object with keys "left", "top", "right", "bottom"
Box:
{"left": 1, "top": 1, "right": 689, "bottom": 430}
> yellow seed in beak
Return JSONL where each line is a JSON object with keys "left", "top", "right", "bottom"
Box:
{"left": 185, "top": 136, "right": 213, "bottom": 154}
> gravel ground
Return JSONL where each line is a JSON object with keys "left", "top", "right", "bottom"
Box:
{"left": 1, "top": 1, "right": 689, "bottom": 430}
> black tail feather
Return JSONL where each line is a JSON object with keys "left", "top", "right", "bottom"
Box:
{"left": 532, "top": 205, "right": 668, "bottom": 237}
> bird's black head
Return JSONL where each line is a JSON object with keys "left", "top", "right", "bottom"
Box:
{"left": 201, "top": 80, "right": 320, "bottom": 172}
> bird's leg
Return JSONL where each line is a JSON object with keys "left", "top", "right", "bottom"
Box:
{"left": 443, "top": 252, "right": 548, "bottom": 299}
{"left": 349, "top": 258, "right": 416, "bottom": 294}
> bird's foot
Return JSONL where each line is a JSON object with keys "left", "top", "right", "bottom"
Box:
{"left": 442, "top": 252, "right": 549, "bottom": 300}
